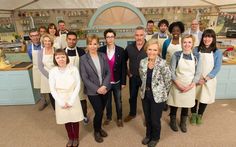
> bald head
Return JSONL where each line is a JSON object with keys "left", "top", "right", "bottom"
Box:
{"left": 191, "top": 19, "right": 199, "bottom": 32}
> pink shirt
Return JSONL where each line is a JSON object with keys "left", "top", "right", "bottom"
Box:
{"left": 107, "top": 54, "right": 115, "bottom": 82}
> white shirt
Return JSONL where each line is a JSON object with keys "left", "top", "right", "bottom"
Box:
{"left": 106, "top": 46, "right": 115, "bottom": 60}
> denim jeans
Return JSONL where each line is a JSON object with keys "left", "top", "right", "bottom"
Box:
{"left": 129, "top": 75, "right": 142, "bottom": 116}
{"left": 106, "top": 82, "right": 122, "bottom": 120}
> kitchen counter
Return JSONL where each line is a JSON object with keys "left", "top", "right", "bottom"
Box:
{"left": 0, "top": 62, "right": 40, "bottom": 105}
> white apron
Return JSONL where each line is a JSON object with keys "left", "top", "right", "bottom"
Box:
{"left": 32, "top": 44, "right": 41, "bottom": 88}
{"left": 167, "top": 53, "right": 196, "bottom": 107}
{"left": 65, "top": 48, "right": 86, "bottom": 100}
{"left": 40, "top": 49, "right": 54, "bottom": 93}
{"left": 196, "top": 52, "right": 217, "bottom": 104}
{"left": 157, "top": 34, "right": 168, "bottom": 54}
{"left": 165, "top": 40, "right": 182, "bottom": 65}
{"left": 146, "top": 34, "right": 153, "bottom": 41}
{"left": 55, "top": 68, "right": 84, "bottom": 124}
{"left": 59, "top": 32, "right": 68, "bottom": 49}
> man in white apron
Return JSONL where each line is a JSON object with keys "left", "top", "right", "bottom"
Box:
{"left": 152, "top": 19, "right": 170, "bottom": 54}
{"left": 57, "top": 20, "right": 68, "bottom": 49}
{"left": 64, "top": 31, "right": 89, "bottom": 124}
{"left": 27, "top": 29, "right": 47, "bottom": 111}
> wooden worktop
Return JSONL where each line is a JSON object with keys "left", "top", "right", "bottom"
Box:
{"left": 0, "top": 62, "right": 32, "bottom": 71}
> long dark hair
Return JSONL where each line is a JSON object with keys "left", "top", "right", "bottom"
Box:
{"left": 198, "top": 29, "right": 217, "bottom": 52}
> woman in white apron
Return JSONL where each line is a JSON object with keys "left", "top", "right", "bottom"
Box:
{"left": 167, "top": 35, "right": 201, "bottom": 133}
{"left": 49, "top": 49, "right": 84, "bottom": 147}
{"left": 191, "top": 29, "right": 222, "bottom": 125}
{"left": 161, "top": 21, "right": 185, "bottom": 111}
{"left": 38, "top": 34, "right": 55, "bottom": 110}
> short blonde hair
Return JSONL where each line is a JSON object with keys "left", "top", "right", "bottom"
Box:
{"left": 86, "top": 34, "right": 99, "bottom": 45}
{"left": 41, "top": 34, "right": 54, "bottom": 46}
{"left": 144, "top": 38, "right": 160, "bottom": 52}
{"left": 181, "top": 34, "right": 195, "bottom": 50}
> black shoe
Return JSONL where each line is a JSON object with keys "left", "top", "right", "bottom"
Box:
{"left": 141, "top": 137, "right": 150, "bottom": 145}
{"left": 94, "top": 132, "right": 103, "bottom": 143}
{"left": 148, "top": 140, "right": 159, "bottom": 147}
{"left": 100, "top": 129, "right": 108, "bottom": 137}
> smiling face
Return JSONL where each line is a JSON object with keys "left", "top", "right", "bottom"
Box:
{"left": 55, "top": 54, "right": 67, "bottom": 68}
{"left": 29, "top": 31, "right": 40, "bottom": 44}
{"left": 146, "top": 43, "right": 159, "bottom": 60}
{"left": 87, "top": 39, "right": 99, "bottom": 54}
{"left": 135, "top": 29, "right": 145, "bottom": 45}
{"left": 203, "top": 36, "right": 213, "bottom": 48}
{"left": 43, "top": 36, "right": 53, "bottom": 48}
{"left": 172, "top": 26, "right": 181, "bottom": 39}
{"left": 182, "top": 37, "right": 194, "bottom": 53}
{"left": 49, "top": 27, "right": 57, "bottom": 36}
{"left": 159, "top": 23, "right": 168, "bottom": 33}
{"left": 191, "top": 20, "right": 199, "bottom": 32}
{"left": 66, "top": 34, "right": 77, "bottom": 48}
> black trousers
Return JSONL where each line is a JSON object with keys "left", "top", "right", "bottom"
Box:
{"left": 169, "top": 106, "right": 188, "bottom": 116}
{"left": 191, "top": 100, "right": 207, "bottom": 115}
{"left": 49, "top": 93, "right": 55, "bottom": 110}
{"left": 80, "top": 99, "right": 87, "bottom": 117}
{"left": 142, "top": 91, "right": 164, "bottom": 141}
{"left": 88, "top": 94, "right": 108, "bottom": 132}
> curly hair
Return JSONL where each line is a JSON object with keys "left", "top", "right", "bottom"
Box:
{"left": 168, "top": 21, "right": 185, "bottom": 33}
{"left": 158, "top": 19, "right": 169, "bottom": 27}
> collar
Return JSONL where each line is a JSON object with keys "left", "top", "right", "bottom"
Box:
{"left": 66, "top": 47, "right": 76, "bottom": 50}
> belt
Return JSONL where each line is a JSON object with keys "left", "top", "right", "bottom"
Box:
{"left": 145, "top": 87, "right": 151, "bottom": 91}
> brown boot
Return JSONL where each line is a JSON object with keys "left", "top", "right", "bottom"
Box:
{"left": 169, "top": 115, "right": 178, "bottom": 132}
{"left": 94, "top": 132, "right": 103, "bottom": 143}
{"left": 180, "top": 116, "right": 187, "bottom": 133}
{"left": 124, "top": 115, "right": 136, "bottom": 122}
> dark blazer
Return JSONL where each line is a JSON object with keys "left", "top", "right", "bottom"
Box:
{"left": 98, "top": 45, "right": 127, "bottom": 85}
{"left": 79, "top": 52, "right": 111, "bottom": 95}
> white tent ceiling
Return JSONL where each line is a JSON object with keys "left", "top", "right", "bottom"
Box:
{"left": 0, "top": 0, "right": 235, "bottom": 10}
{"left": 0, "top": 0, "right": 235, "bottom": 18}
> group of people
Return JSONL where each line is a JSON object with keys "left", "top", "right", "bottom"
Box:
{"left": 27, "top": 18, "right": 222, "bottom": 147}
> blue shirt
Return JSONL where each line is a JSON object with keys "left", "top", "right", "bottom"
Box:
{"left": 170, "top": 51, "right": 201, "bottom": 83}
{"left": 193, "top": 47, "right": 222, "bottom": 78}
{"left": 27, "top": 42, "right": 41, "bottom": 60}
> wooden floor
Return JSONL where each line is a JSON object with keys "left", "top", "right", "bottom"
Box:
{"left": 0, "top": 92, "right": 236, "bottom": 147}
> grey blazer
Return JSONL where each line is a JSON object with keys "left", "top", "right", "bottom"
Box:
{"left": 79, "top": 52, "right": 111, "bottom": 95}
